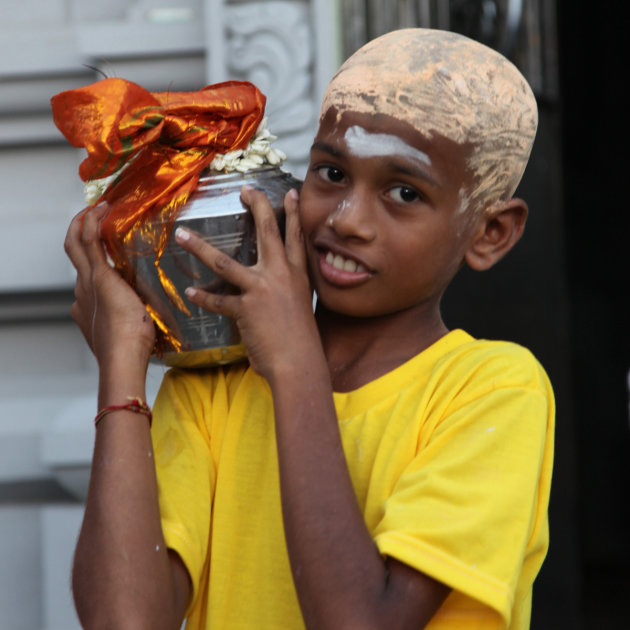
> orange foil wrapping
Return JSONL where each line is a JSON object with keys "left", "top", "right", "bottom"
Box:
{"left": 51, "top": 77, "right": 266, "bottom": 353}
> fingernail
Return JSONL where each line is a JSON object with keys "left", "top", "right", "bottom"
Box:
{"left": 288, "top": 188, "right": 299, "bottom": 200}
{"left": 175, "top": 227, "right": 190, "bottom": 241}
{"left": 185, "top": 287, "right": 196, "bottom": 298}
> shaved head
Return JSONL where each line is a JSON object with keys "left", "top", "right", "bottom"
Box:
{"left": 321, "top": 28, "right": 538, "bottom": 213}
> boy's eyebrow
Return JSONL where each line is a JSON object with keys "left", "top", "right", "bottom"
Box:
{"left": 310, "top": 139, "right": 442, "bottom": 188}
{"left": 385, "top": 159, "right": 442, "bottom": 189}
{"left": 310, "top": 141, "right": 343, "bottom": 157}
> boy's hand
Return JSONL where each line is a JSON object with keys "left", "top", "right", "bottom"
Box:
{"left": 64, "top": 204, "right": 156, "bottom": 370}
{"left": 175, "top": 186, "right": 318, "bottom": 380}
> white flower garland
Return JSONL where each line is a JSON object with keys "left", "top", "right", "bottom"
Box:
{"left": 209, "top": 117, "right": 287, "bottom": 173}
{"left": 84, "top": 172, "right": 120, "bottom": 205}
{"left": 84, "top": 117, "right": 287, "bottom": 205}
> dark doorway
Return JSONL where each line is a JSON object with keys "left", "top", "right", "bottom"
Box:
{"left": 443, "top": 1, "right": 629, "bottom": 627}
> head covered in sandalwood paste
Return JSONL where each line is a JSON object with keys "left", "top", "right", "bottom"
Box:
{"left": 320, "top": 28, "right": 538, "bottom": 214}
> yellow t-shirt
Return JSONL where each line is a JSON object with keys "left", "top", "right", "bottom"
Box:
{"left": 151, "top": 329, "right": 554, "bottom": 629}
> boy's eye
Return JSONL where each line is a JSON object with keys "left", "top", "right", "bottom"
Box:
{"left": 388, "top": 185, "right": 420, "bottom": 203}
{"left": 316, "top": 165, "right": 345, "bottom": 183}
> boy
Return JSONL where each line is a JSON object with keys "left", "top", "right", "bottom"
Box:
{"left": 65, "top": 28, "right": 553, "bottom": 630}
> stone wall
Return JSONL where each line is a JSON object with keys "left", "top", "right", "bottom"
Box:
{"left": 0, "top": 2, "right": 340, "bottom": 627}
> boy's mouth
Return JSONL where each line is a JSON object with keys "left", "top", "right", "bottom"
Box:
{"left": 324, "top": 250, "right": 368, "bottom": 274}
{"left": 314, "top": 246, "right": 374, "bottom": 288}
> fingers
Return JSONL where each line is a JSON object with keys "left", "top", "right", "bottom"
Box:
{"left": 283, "top": 188, "right": 307, "bottom": 270}
{"left": 240, "top": 184, "right": 307, "bottom": 271}
{"left": 174, "top": 185, "right": 306, "bottom": 307}
{"left": 174, "top": 226, "right": 251, "bottom": 289}
{"left": 64, "top": 208, "right": 98, "bottom": 347}
{"left": 174, "top": 229, "right": 244, "bottom": 317}
{"left": 64, "top": 208, "right": 91, "bottom": 279}
{"left": 81, "top": 204, "right": 110, "bottom": 269}
{"left": 64, "top": 204, "right": 109, "bottom": 278}
{"left": 184, "top": 286, "right": 241, "bottom": 319}
{"left": 239, "top": 185, "right": 283, "bottom": 264}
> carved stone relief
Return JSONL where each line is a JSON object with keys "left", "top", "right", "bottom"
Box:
{"left": 223, "top": 1, "right": 317, "bottom": 176}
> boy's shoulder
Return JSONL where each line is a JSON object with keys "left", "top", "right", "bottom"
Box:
{"left": 421, "top": 329, "right": 543, "bottom": 368}
{"left": 446, "top": 331, "right": 541, "bottom": 362}
{"left": 432, "top": 330, "right": 553, "bottom": 400}
{"left": 441, "top": 328, "right": 546, "bottom": 367}
{"left": 339, "top": 330, "right": 551, "bottom": 415}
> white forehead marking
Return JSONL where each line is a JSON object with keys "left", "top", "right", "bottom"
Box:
{"left": 344, "top": 126, "right": 432, "bottom": 166}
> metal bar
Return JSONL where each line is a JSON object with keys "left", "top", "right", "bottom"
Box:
{"left": 500, "top": 0, "right": 523, "bottom": 57}
{"left": 436, "top": 0, "right": 450, "bottom": 30}
{"left": 418, "top": 0, "right": 432, "bottom": 27}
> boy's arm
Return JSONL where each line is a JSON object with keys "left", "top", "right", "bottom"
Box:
{"left": 65, "top": 207, "right": 191, "bottom": 629}
{"left": 178, "top": 187, "right": 449, "bottom": 630}
{"left": 269, "top": 345, "right": 450, "bottom": 630}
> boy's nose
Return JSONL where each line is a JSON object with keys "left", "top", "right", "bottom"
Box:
{"left": 327, "top": 191, "right": 376, "bottom": 241}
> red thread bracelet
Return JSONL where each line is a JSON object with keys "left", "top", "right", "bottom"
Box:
{"left": 94, "top": 397, "right": 153, "bottom": 428}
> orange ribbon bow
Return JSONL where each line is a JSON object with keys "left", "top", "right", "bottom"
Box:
{"left": 51, "top": 77, "right": 266, "bottom": 352}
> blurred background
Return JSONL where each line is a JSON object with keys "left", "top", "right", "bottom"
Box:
{"left": 0, "top": 1, "right": 626, "bottom": 628}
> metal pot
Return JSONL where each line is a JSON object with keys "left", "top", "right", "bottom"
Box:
{"left": 131, "top": 165, "right": 301, "bottom": 368}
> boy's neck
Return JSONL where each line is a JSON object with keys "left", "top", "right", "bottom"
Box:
{"left": 315, "top": 304, "right": 449, "bottom": 392}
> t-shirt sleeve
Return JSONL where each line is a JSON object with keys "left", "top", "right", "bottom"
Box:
{"left": 373, "top": 344, "right": 554, "bottom": 626}
{"left": 150, "top": 368, "right": 226, "bottom": 611}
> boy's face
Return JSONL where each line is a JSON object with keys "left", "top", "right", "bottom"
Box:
{"left": 300, "top": 108, "right": 481, "bottom": 320}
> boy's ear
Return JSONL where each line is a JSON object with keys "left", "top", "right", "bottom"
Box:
{"left": 464, "top": 198, "right": 528, "bottom": 271}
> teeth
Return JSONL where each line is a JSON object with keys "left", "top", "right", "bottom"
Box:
{"left": 325, "top": 251, "right": 366, "bottom": 273}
